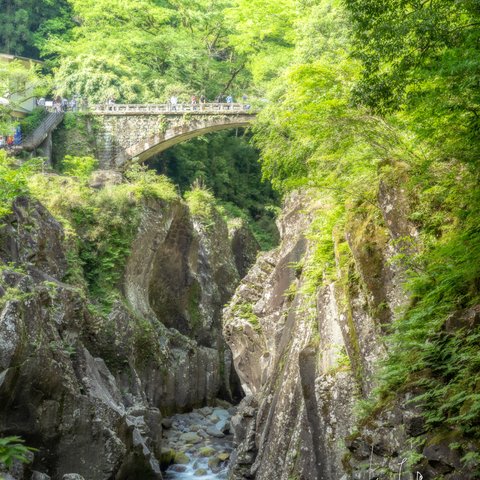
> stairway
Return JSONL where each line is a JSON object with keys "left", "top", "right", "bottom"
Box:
{"left": 21, "top": 112, "right": 64, "bottom": 151}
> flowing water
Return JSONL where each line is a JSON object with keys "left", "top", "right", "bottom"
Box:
{"left": 162, "top": 406, "right": 235, "bottom": 479}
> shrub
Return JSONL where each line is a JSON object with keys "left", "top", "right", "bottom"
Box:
{"left": 124, "top": 162, "right": 177, "bottom": 200}
{"left": 0, "top": 153, "right": 42, "bottom": 218}
{"left": 184, "top": 184, "right": 216, "bottom": 225}
{"left": 61, "top": 155, "right": 98, "bottom": 179}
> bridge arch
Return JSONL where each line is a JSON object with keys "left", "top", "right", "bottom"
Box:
{"left": 91, "top": 104, "right": 256, "bottom": 168}
{"left": 119, "top": 117, "right": 252, "bottom": 165}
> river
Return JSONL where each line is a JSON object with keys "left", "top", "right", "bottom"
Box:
{"left": 161, "top": 406, "right": 235, "bottom": 479}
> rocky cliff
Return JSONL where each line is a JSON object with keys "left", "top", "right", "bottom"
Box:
{"left": 0, "top": 185, "right": 257, "bottom": 480}
{"left": 224, "top": 188, "right": 477, "bottom": 480}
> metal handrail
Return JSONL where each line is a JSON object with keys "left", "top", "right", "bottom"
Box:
{"left": 22, "top": 112, "right": 64, "bottom": 149}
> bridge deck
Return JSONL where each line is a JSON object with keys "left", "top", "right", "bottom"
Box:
{"left": 89, "top": 103, "right": 255, "bottom": 115}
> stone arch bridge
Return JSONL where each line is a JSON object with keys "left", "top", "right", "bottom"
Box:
{"left": 91, "top": 103, "right": 256, "bottom": 168}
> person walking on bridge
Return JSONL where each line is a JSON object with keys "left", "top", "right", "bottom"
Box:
{"left": 170, "top": 95, "right": 178, "bottom": 111}
{"left": 242, "top": 94, "right": 251, "bottom": 110}
{"left": 226, "top": 95, "right": 233, "bottom": 109}
{"left": 54, "top": 96, "right": 62, "bottom": 113}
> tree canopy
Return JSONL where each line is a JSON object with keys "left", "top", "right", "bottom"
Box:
{"left": 34, "top": 0, "right": 251, "bottom": 102}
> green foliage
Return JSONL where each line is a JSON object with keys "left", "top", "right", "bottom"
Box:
{"left": 344, "top": 0, "right": 480, "bottom": 163}
{"left": 462, "top": 451, "right": 480, "bottom": 470}
{"left": 1, "top": 0, "right": 479, "bottom": 461}
{"left": 61, "top": 155, "right": 98, "bottom": 179}
{"left": 154, "top": 130, "right": 279, "bottom": 249}
{"left": 40, "top": 0, "right": 250, "bottom": 102}
{"left": 0, "top": 59, "right": 46, "bottom": 99}
{"left": 234, "top": 302, "right": 261, "bottom": 332}
{"left": 303, "top": 202, "right": 347, "bottom": 293}
{"left": 27, "top": 162, "right": 178, "bottom": 303}
{"left": 0, "top": 60, "right": 49, "bottom": 134}
{"left": 0, "top": 436, "right": 34, "bottom": 469}
{"left": 125, "top": 163, "right": 177, "bottom": 201}
{"left": 362, "top": 158, "right": 480, "bottom": 438}
{"left": 184, "top": 184, "right": 216, "bottom": 225}
{"left": 73, "top": 188, "right": 140, "bottom": 301}
{"left": 0, "top": 285, "right": 34, "bottom": 311}
{"left": 0, "top": 0, "right": 72, "bottom": 58}
{"left": 226, "top": 0, "right": 296, "bottom": 86}
{"left": 52, "top": 113, "right": 99, "bottom": 163}
{"left": 228, "top": 0, "right": 480, "bottom": 454}
{"left": 0, "top": 152, "right": 41, "bottom": 218}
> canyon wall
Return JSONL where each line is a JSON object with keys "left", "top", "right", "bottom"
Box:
{"left": 0, "top": 190, "right": 257, "bottom": 480}
{"left": 225, "top": 189, "right": 477, "bottom": 480}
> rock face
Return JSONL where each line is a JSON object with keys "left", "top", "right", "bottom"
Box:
{"left": 118, "top": 197, "right": 244, "bottom": 413}
{"left": 0, "top": 194, "right": 257, "bottom": 479}
{"left": 224, "top": 191, "right": 372, "bottom": 480}
{"left": 224, "top": 188, "right": 471, "bottom": 480}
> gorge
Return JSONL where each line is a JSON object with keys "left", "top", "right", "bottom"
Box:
{"left": 1, "top": 0, "right": 480, "bottom": 479}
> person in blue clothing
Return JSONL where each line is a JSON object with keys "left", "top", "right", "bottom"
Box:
{"left": 13, "top": 125, "right": 22, "bottom": 145}
{"left": 226, "top": 95, "right": 233, "bottom": 109}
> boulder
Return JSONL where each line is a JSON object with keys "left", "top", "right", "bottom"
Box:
{"left": 88, "top": 170, "right": 123, "bottom": 189}
{"left": 198, "top": 446, "right": 216, "bottom": 457}
{"left": 31, "top": 473, "right": 51, "bottom": 480}
{"left": 423, "top": 441, "right": 462, "bottom": 474}
{"left": 206, "top": 427, "right": 225, "bottom": 438}
{"left": 179, "top": 432, "right": 202, "bottom": 444}
{"left": 162, "top": 418, "right": 173, "bottom": 429}
{"left": 174, "top": 452, "right": 190, "bottom": 464}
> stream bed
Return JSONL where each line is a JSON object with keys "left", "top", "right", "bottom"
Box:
{"left": 161, "top": 405, "right": 236, "bottom": 479}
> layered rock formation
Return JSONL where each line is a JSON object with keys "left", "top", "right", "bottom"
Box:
{"left": 0, "top": 189, "right": 257, "bottom": 480}
{"left": 224, "top": 189, "right": 475, "bottom": 479}
{"left": 224, "top": 191, "right": 371, "bottom": 480}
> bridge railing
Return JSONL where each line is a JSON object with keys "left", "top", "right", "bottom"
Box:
{"left": 89, "top": 103, "right": 254, "bottom": 115}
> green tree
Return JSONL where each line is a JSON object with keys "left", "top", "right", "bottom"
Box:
{"left": 150, "top": 130, "right": 279, "bottom": 249}
{"left": 40, "top": 0, "right": 249, "bottom": 102}
{"left": 0, "top": 59, "right": 49, "bottom": 134}
{"left": 61, "top": 155, "right": 98, "bottom": 179}
{"left": 0, "top": 152, "right": 41, "bottom": 218}
{"left": 226, "top": 0, "right": 296, "bottom": 87}
{"left": 0, "top": 0, "right": 72, "bottom": 58}
{"left": 228, "top": 0, "right": 480, "bottom": 448}
{"left": 344, "top": 0, "right": 480, "bottom": 162}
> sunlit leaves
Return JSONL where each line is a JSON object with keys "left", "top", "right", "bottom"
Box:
{"left": 41, "top": 0, "right": 249, "bottom": 101}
